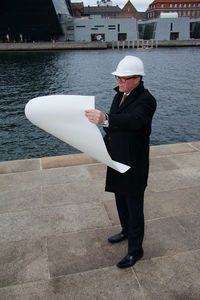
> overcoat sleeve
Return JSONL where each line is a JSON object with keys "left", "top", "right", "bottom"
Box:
{"left": 108, "top": 95, "right": 156, "bottom": 131}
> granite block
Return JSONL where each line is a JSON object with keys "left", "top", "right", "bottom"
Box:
{"left": 0, "top": 238, "right": 48, "bottom": 288}
{"left": 134, "top": 250, "right": 200, "bottom": 300}
{"left": 85, "top": 164, "right": 107, "bottom": 180}
{"left": 168, "top": 152, "right": 200, "bottom": 168}
{"left": 0, "top": 170, "right": 42, "bottom": 192}
{"left": 0, "top": 166, "right": 91, "bottom": 193}
{"left": 103, "top": 198, "right": 120, "bottom": 226}
{"left": 150, "top": 143, "right": 196, "bottom": 157}
{"left": 0, "top": 187, "right": 41, "bottom": 213}
{"left": 0, "top": 158, "right": 40, "bottom": 174}
{"left": 41, "top": 179, "right": 110, "bottom": 207}
{"left": 144, "top": 213, "right": 200, "bottom": 259}
{"left": 41, "top": 153, "right": 98, "bottom": 169}
{"left": 149, "top": 156, "right": 178, "bottom": 172}
{"left": 47, "top": 227, "right": 127, "bottom": 277}
{"left": 148, "top": 167, "right": 200, "bottom": 192}
{"left": 144, "top": 187, "right": 200, "bottom": 220}
{"left": 0, "top": 203, "right": 111, "bottom": 243}
{"left": 190, "top": 141, "right": 200, "bottom": 151}
{"left": 41, "top": 165, "right": 91, "bottom": 185}
{"left": 0, "top": 266, "right": 145, "bottom": 300}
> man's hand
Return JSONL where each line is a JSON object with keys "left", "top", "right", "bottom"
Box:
{"left": 85, "top": 109, "right": 106, "bottom": 125}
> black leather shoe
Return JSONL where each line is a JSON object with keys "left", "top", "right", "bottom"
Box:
{"left": 117, "top": 251, "right": 143, "bottom": 268}
{"left": 108, "top": 232, "right": 127, "bottom": 243}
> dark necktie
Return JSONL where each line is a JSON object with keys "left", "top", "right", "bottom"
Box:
{"left": 119, "top": 94, "right": 128, "bottom": 106}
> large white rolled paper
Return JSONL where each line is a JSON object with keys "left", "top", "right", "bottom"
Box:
{"left": 25, "top": 95, "right": 130, "bottom": 173}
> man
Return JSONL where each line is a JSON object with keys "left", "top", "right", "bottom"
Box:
{"left": 85, "top": 56, "right": 156, "bottom": 268}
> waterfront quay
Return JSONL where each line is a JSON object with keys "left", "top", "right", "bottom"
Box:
{"left": 0, "top": 141, "right": 200, "bottom": 299}
{"left": 0, "top": 39, "right": 200, "bottom": 51}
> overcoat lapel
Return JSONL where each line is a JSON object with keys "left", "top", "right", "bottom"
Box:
{"left": 112, "top": 81, "right": 144, "bottom": 113}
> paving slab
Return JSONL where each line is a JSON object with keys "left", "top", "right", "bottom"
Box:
{"left": 150, "top": 142, "right": 197, "bottom": 157}
{"left": 144, "top": 213, "right": 200, "bottom": 259}
{"left": 104, "top": 186, "right": 200, "bottom": 223}
{"left": 0, "top": 170, "right": 42, "bottom": 192}
{"left": 134, "top": 249, "right": 200, "bottom": 300}
{"left": 144, "top": 186, "right": 200, "bottom": 220}
{"left": 148, "top": 166, "right": 200, "bottom": 192}
{"left": 190, "top": 141, "right": 200, "bottom": 150}
{"left": 168, "top": 151, "right": 200, "bottom": 168}
{"left": 0, "top": 142, "right": 200, "bottom": 300}
{"left": 47, "top": 227, "right": 127, "bottom": 278}
{"left": 0, "top": 203, "right": 111, "bottom": 243}
{"left": 0, "top": 158, "right": 40, "bottom": 174}
{"left": 0, "top": 186, "right": 41, "bottom": 214}
{"left": 149, "top": 156, "right": 178, "bottom": 173}
{"left": 0, "top": 165, "right": 92, "bottom": 193}
{"left": 0, "top": 238, "right": 48, "bottom": 288}
{"left": 41, "top": 153, "right": 98, "bottom": 169}
{"left": 41, "top": 179, "right": 111, "bottom": 207}
{"left": 0, "top": 266, "right": 145, "bottom": 300}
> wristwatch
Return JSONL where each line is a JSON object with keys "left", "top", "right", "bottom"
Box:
{"left": 103, "top": 114, "right": 109, "bottom": 126}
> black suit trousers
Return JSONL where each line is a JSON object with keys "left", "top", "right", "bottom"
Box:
{"left": 115, "top": 191, "right": 144, "bottom": 255}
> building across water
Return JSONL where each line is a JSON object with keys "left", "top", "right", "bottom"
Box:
{"left": 69, "top": 16, "right": 200, "bottom": 42}
{"left": 0, "top": 0, "right": 73, "bottom": 42}
{"left": 0, "top": 0, "right": 199, "bottom": 42}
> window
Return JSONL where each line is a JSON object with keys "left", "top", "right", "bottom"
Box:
{"left": 108, "top": 25, "right": 116, "bottom": 30}
{"left": 170, "top": 23, "right": 173, "bottom": 31}
{"left": 192, "top": 11, "right": 195, "bottom": 16}
{"left": 183, "top": 4, "right": 186, "bottom": 8}
{"left": 174, "top": 4, "right": 177, "bottom": 8}
{"left": 91, "top": 34, "right": 105, "bottom": 41}
{"left": 170, "top": 4, "right": 173, "bottom": 8}
{"left": 118, "top": 33, "right": 127, "bottom": 41}
{"left": 197, "top": 11, "right": 200, "bottom": 16}
{"left": 188, "top": 4, "right": 191, "bottom": 8}
{"left": 170, "top": 32, "right": 179, "bottom": 40}
{"left": 188, "top": 11, "right": 191, "bottom": 16}
{"left": 183, "top": 11, "right": 186, "bottom": 16}
{"left": 179, "top": 4, "right": 182, "bottom": 8}
{"left": 161, "top": 4, "right": 164, "bottom": 8}
{"left": 178, "top": 11, "right": 182, "bottom": 16}
{"left": 193, "top": 4, "right": 196, "bottom": 7}
{"left": 198, "top": 4, "right": 200, "bottom": 7}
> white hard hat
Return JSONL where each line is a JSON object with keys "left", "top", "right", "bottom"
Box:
{"left": 112, "top": 56, "right": 145, "bottom": 77}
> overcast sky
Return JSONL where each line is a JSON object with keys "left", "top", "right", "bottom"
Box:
{"left": 71, "top": 0, "right": 153, "bottom": 11}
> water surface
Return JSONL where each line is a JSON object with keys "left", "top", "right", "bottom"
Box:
{"left": 0, "top": 47, "right": 200, "bottom": 161}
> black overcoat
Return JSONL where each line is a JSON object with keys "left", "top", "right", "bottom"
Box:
{"left": 104, "top": 81, "right": 156, "bottom": 195}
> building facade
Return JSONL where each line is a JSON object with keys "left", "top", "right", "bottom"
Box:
{"left": 0, "top": 0, "right": 73, "bottom": 42}
{"left": 70, "top": 18, "right": 137, "bottom": 42}
{"left": 138, "top": 17, "right": 190, "bottom": 40}
{"left": 68, "top": 16, "right": 200, "bottom": 41}
{"left": 147, "top": 0, "right": 200, "bottom": 19}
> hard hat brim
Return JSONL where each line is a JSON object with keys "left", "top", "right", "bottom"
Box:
{"left": 112, "top": 71, "right": 145, "bottom": 76}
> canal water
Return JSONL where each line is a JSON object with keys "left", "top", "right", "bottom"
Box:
{"left": 0, "top": 47, "right": 200, "bottom": 162}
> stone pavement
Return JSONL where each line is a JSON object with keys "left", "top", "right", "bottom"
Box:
{"left": 0, "top": 141, "right": 200, "bottom": 300}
